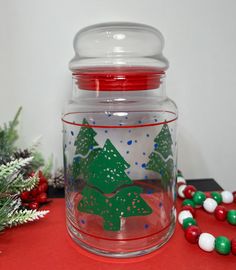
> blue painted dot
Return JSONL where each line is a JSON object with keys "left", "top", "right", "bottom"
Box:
{"left": 80, "top": 219, "right": 86, "bottom": 224}
{"left": 108, "top": 114, "right": 112, "bottom": 117}
{"left": 64, "top": 144, "right": 67, "bottom": 148}
{"left": 144, "top": 224, "right": 149, "bottom": 229}
{"left": 90, "top": 145, "right": 94, "bottom": 150}
{"left": 125, "top": 116, "right": 128, "bottom": 119}
{"left": 159, "top": 202, "right": 163, "bottom": 208}
{"left": 127, "top": 140, "right": 132, "bottom": 145}
{"left": 143, "top": 152, "right": 146, "bottom": 155}
{"left": 135, "top": 162, "right": 138, "bottom": 165}
{"left": 146, "top": 134, "right": 150, "bottom": 137}
{"left": 126, "top": 150, "right": 130, "bottom": 154}
{"left": 71, "top": 131, "right": 74, "bottom": 136}
{"left": 128, "top": 130, "right": 131, "bottom": 133}
{"left": 69, "top": 141, "right": 71, "bottom": 145}
{"left": 134, "top": 140, "right": 138, "bottom": 143}
{"left": 144, "top": 175, "right": 148, "bottom": 180}
{"left": 147, "top": 189, "right": 153, "bottom": 194}
{"left": 93, "top": 121, "right": 96, "bottom": 124}
{"left": 141, "top": 163, "right": 146, "bottom": 168}
{"left": 154, "top": 119, "right": 158, "bottom": 122}
{"left": 119, "top": 123, "right": 123, "bottom": 126}
{"left": 138, "top": 120, "right": 142, "bottom": 124}
{"left": 105, "top": 130, "right": 108, "bottom": 133}
{"left": 127, "top": 171, "right": 130, "bottom": 174}
{"left": 154, "top": 143, "right": 158, "bottom": 149}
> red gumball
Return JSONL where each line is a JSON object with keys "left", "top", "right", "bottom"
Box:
{"left": 185, "top": 225, "right": 201, "bottom": 244}
{"left": 20, "top": 191, "right": 30, "bottom": 201}
{"left": 181, "top": 205, "right": 196, "bottom": 217}
{"left": 29, "top": 201, "right": 39, "bottom": 210}
{"left": 231, "top": 237, "right": 236, "bottom": 255}
{"left": 183, "top": 185, "right": 196, "bottom": 199}
{"left": 214, "top": 205, "right": 227, "bottom": 221}
{"left": 36, "top": 192, "right": 48, "bottom": 203}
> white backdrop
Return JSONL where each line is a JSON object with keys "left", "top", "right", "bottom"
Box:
{"left": 1, "top": 0, "right": 236, "bottom": 190}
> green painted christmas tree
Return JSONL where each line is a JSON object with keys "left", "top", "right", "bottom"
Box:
{"left": 72, "top": 118, "right": 101, "bottom": 179}
{"left": 146, "top": 123, "right": 174, "bottom": 185}
{"left": 78, "top": 139, "right": 152, "bottom": 231}
{"left": 74, "top": 119, "right": 98, "bottom": 156}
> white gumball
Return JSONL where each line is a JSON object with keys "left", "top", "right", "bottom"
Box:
{"left": 178, "top": 184, "right": 187, "bottom": 198}
{"left": 203, "top": 198, "right": 218, "bottom": 213}
{"left": 198, "top": 233, "right": 215, "bottom": 252}
{"left": 178, "top": 210, "right": 193, "bottom": 224}
{"left": 221, "top": 191, "right": 233, "bottom": 204}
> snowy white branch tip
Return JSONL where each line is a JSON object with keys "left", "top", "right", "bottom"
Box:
{"left": 7, "top": 209, "right": 50, "bottom": 227}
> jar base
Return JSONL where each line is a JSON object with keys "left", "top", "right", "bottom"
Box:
{"left": 67, "top": 214, "right": 176, "bottom": 258}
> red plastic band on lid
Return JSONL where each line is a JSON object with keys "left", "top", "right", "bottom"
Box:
{"left": 73, "top": 67, "right": 164, "bottom": 91}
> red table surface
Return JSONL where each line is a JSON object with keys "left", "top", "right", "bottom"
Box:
{"left": 0, "top": 198, "right": 235, "bottom": 270}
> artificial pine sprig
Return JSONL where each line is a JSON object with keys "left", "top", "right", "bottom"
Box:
{"left": 0, "top": 157, "right": 39, "bottom": 194}
{"left": 6, "top": 208, "right": 49, "bottom": 228}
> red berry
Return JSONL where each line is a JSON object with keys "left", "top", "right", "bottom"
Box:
{"left": 20, "top": 191, "right": 30, "bottom": 201}
{"left": 183, "top": 185, "right": 197, "bottom": 199}
{"left": 185, "top": 225, "right": 201, "bottom": 244}
{"left": 29, "top": 202, "right": 39, "bottom": 210}
{"left": 30, "top": 188, "right": 39, "bottom": 197}
{"left": 231, "top": 237, "right": 236, "bottom": 255}
{"left": 22, "top": 202, "right": 29, "bottom": 208}
{"left": 182, "top": 205, "right": 196, "bottom": 217}
{"left": 36, "top": 192, "right": 47, "bottom": 203}
{"left": 38, "top": 182, "right": 48, "bottom": 193}
{"left": 214, "top": 205, "right": 227, "bottom": 221}
{"left": 39, "top": 176, "right": 48, "bottom": 184}
{"left": 38, "top": 170, "right": 43, "bottom": 178}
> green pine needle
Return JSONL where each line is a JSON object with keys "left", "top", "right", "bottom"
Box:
{"left": 0, "top": 107, "right": 22, "bottom": 159}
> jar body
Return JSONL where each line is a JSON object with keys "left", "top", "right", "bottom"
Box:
{"left": 62, "top": 74, "right": 178, "bottom": 257}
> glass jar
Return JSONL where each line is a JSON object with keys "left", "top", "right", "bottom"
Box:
{"left": 62, "top": 22, "right": 178, "bottom": 258}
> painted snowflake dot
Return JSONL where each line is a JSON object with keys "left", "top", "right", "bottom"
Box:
{"left": 147, "top": 189, "right": 154, "bottom": 195}
{"left": 80, "top": 219, "right": 86, "bottom": 224}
